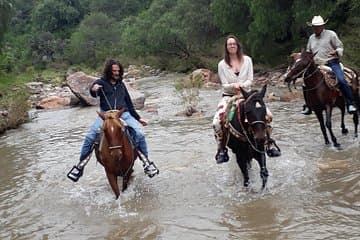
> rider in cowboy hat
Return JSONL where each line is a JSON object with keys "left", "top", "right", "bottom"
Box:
{"left": 302, "top": 15, "right": 357, "bottom": 115}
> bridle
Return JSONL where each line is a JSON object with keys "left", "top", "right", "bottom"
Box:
{"left": 101, "top": 112, "right": 135, "bottom": 177}
{"left": 229, "top": 93, "right": 266, "bottom": 154}
{"left": 287, "top": 57, "right": 322, "bottom": 92}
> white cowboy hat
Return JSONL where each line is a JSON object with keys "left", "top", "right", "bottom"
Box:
{"left": 307, "top": 15, "right": 328, "bottom": 26}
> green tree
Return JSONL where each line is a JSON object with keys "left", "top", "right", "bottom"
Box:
{"left": 0, "top": 0, "right": 14, "bottom": 45}
{"left": 32, "top": 0, "right": 82, "bottom": 38}
{"left": 81, "top": 0, "right": 152, "bottom": 21}
{"left": 65, "top": 12, "right": 122, "bottom": 67}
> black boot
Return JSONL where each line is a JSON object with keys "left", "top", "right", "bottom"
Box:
{"left": 67, "top": 145, "right": 94, "bottom": 182}
{"left": 301, "top": 104, "right": 312, "bottom": 115}
{"left": 215, "top": 148, "right": 229, "bottom": 164}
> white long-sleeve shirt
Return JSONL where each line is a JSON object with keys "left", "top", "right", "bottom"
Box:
{"left": 217, "top": 55, "right": 253, "bottom": 96}
{"left": 306, "top": 29, "right": 344, "bottom": 65}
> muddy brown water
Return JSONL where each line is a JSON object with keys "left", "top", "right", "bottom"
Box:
{"left": 0, "top": 74, "right": 359, "bottom": 240}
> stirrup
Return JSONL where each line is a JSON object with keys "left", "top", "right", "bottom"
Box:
{"left": 67, "top": 164, "right": 84, "bottom": 182}
{"left": 144, "top": 162, "right": 159, "bottom": 178}
{"left": 215, "top": 148, "right": 229, "bottom": 164}
{"left": 266, "top": 138, "right": 281, "bottom": 157}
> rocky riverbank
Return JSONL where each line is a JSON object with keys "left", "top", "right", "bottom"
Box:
{"left": 0, "top": 65, "right": 303, "bottom": 134}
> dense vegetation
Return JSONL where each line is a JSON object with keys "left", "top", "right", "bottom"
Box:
{"left": 1, "top": 0, "right": 359, "bottom": 75}
{"left": 0, "top": 0, "right": 359, "bottom": 133}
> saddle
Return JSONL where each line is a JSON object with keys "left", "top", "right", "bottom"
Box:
{"left": 319, "top": 64, "right": 356, "bottom": 89}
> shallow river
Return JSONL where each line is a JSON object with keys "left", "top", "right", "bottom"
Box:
{"left": 0, "top": 74, "right": 359, "bottom": 240}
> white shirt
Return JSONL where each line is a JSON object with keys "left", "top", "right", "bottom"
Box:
{"left": 217, "top": 55, "right": 253, "bottom": 96}
{"left": 306, "top": 29, "right": 344, "bottom": 65}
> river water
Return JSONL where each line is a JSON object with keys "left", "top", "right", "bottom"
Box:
{"left": 0, "top": 74, "right": 359, "bottom": 240}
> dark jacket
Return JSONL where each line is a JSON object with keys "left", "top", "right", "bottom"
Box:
{"left": 89, "top": 78, "right": 140, "bottom": 120}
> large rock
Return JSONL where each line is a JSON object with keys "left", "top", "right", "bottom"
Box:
{"left": 36, "top": 96, "right": 71, "bottom": 109}
{"left": 66, "top": 72, "right": 99, "bottom": 106}
{"left": 191, "top": 68, "right": 221, "bottom": 87}
{"left": 66, "top": 71, "right": 145, "bottom": 109}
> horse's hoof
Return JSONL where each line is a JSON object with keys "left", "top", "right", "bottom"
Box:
{"left": 342, "top": 129, "right": 349, "bottom": 135}
{"left": 334, "top": 143, "right": 342, "bottom": 150}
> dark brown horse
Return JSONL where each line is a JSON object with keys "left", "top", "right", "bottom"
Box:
{"left": 95, "top": 108, "right": 137, "bottom": 199}
{"left": 226, "top": 85, "right": 269, "bottom": 189}
{"left": 284, "top": 50, "right": 359, "bottom": 148}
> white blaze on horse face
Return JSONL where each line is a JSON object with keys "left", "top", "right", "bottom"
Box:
{"left": 255, "top": 102, "right": 262, "bottom": 108}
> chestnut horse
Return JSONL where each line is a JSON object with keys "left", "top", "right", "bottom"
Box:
{"left": 226, "top": 85, "right": 269, "bottom": 189}
{"left": 95, "top": 109, "right": 136, "bottom": 199}
{"left": 284, "top": 50, "right": 359, "bottom": 148}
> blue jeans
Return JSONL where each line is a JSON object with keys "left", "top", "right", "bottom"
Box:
{"left": 79, "top": 111, "right": 148, "bottom": 161}
{"left": 327, "top": 60, "right": 354, "bottom": 105}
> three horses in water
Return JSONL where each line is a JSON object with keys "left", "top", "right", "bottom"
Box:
{"left": 74, "top": 52, "right": 360, "bottom": 197}
{"left": 284, "top": 50, "right": 359, "bottom": 149}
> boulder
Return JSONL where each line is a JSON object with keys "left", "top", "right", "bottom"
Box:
{"left": 191, "top": 68, "right": 221, "bottom": 86}
{"left": 66, "top": 71, "right": 99, "bottom": 106}
{"left": 36, "top": 96, "right": 71, "bottom": 109}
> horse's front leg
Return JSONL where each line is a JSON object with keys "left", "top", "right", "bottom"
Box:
{"left": 122, "top": 168, "right": 133, "bottom": 192}
{"left": 235, "top": 152, "right": 250, "bottom": 188}
{"left": 314, "top": 110, "right": 330, "bottom": 145}
{"left": 255, "top": 152, "right": 268, "bottom": 190}
{"left": 105, "top": 170, "right": 120, "bottom": 199}
{"left": 325, "top": 106, "right": 341, "bottom": 148}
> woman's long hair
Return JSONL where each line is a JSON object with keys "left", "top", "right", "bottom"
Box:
{"left": 224, "top": 35, "right": 243, "bottom": 67}
{"left": 103, "top": 59, "right": 124, "bottom": 81}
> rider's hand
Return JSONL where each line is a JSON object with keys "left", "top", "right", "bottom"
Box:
{"left": 138, "top": 118, "right": 148, "bottom": 126}
{"left": 92, "top": 84, "right": 102, "bottom": 92}
{"left": 233, "top": 82, "right": 242, "bottom": 91}
{"left": 329, "top": 50, "right": 338, "bottom": 57}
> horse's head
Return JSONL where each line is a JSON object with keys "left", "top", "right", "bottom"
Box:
{"left": 239, "top": 85, "right": 267, "bottom": 141}
{"left": 284, "top": 49, "right": 317, "bottom": 90}
{"left": 97, "top": 108, "right": 126, "bottom": 160}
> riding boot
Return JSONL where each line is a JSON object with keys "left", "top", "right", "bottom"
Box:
{"left": 301, "top": 85, "right": 312, "bottom": 115}
{"left": 214, "top": 127, "right": 229, "bottom": 164}
{"left": 265, "top": 125, "right": 281, "bottom": 157}
{"left": 67, "top": 138, "right": 95, "bottom": 182}
{"left": 137, "top": 150, "right": 159, "bottom": 178}
{"left": 67, "top": 145, "right": 94, "bottom": 182}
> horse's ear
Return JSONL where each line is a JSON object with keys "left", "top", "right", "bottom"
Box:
{"left": 115, "top": 109, "right": 124, "bottom": 119}
{"left": 259, "top": 84, "right": 267, "bottom": 98}
{"left": 239, "top": 87, "right": 250, "bottom": 99}
{"left": 97, "top": 111, "right": 105, "bottom": 120}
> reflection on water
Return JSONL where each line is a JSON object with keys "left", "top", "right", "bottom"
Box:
{"left": 0, "top": 75, "right": 359, "bottom": 240}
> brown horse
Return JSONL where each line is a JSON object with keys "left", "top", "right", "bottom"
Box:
{"left": 226, "top": 85, "right": 269, "bottom": 189}
{"left": 95, "top": 108, "right": 137, "bottom": 199}
{"left": 284, "top": 50, "right": 359, "bottom": 148}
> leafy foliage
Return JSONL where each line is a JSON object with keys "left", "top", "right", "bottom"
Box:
{"left": 0, "top": 0, "right": 360, "bottom": 72}
{"left": 65, "top": 12, "right": 122, "bottom": 68}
